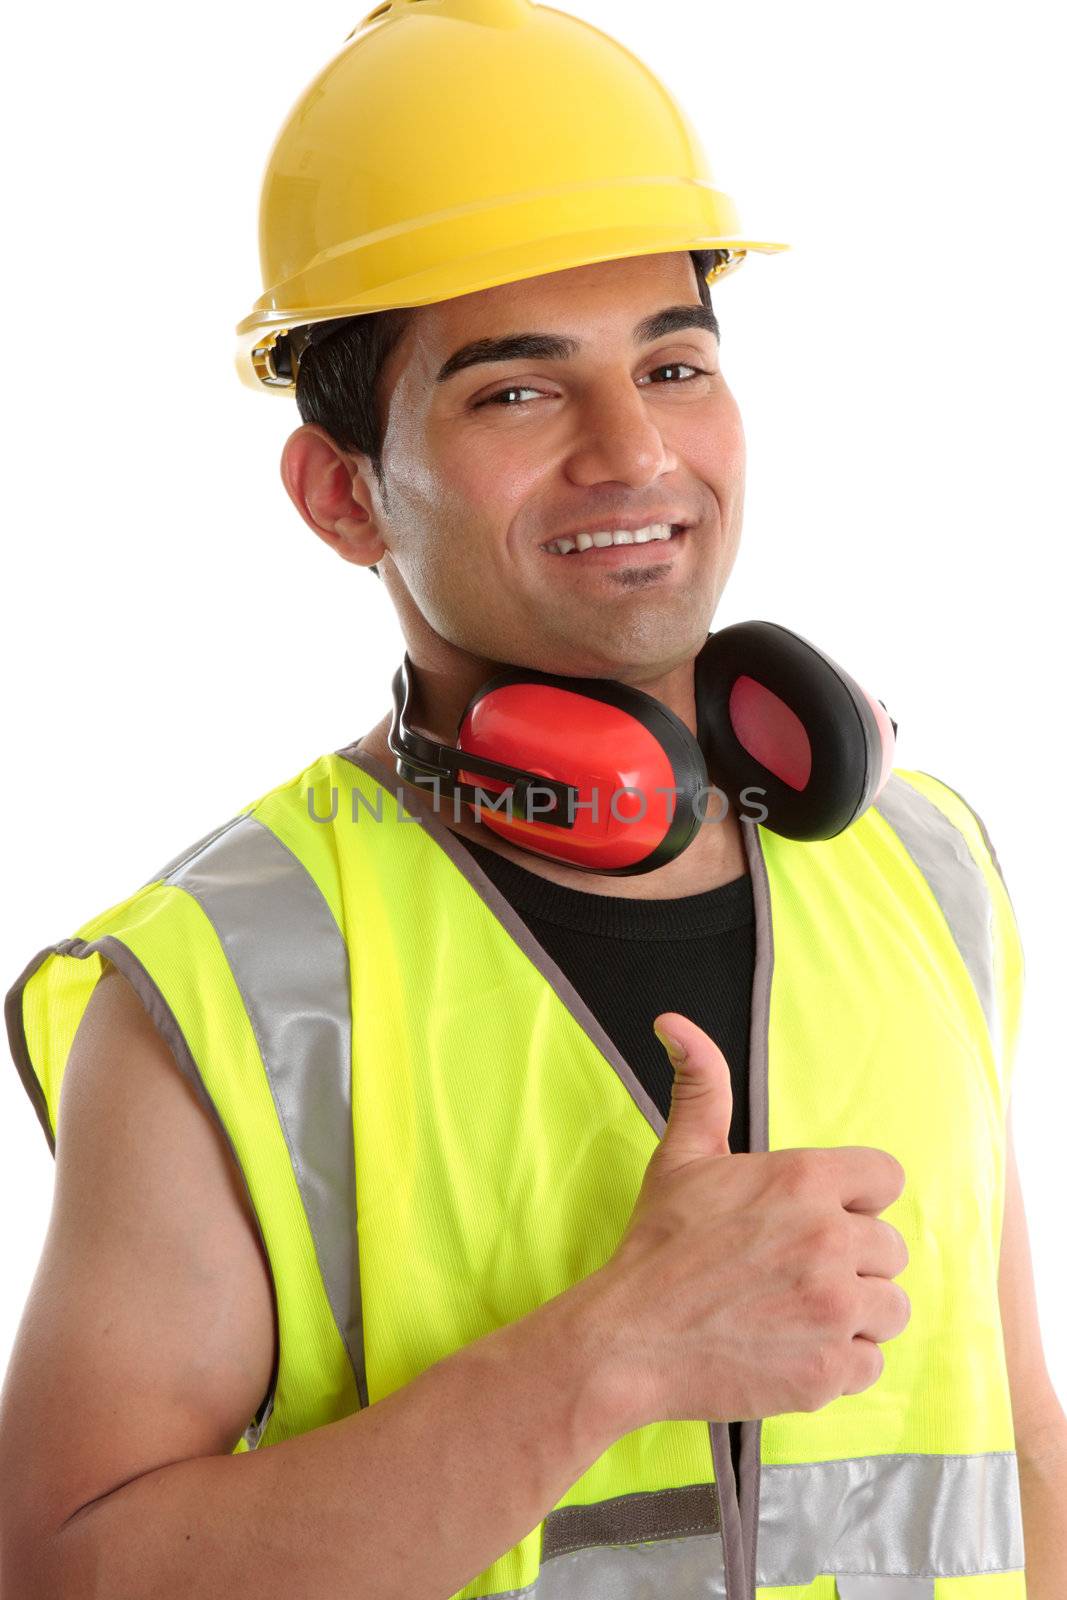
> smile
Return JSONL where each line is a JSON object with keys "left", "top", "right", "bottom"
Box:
{"left": 543, "top": 523, "right": 684, "bottom": 555}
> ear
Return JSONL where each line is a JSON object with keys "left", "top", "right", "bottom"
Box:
{"left": 279, "top": 423, "right": 387, "bottom": 570}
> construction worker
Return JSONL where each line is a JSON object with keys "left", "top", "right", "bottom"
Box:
{"left": 1, "top": 3, "right": 1064, "bottom": 1598}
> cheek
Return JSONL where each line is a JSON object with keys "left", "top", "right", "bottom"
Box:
{"left": 700, "top": 392, "right": 742, "bottom": 467}
{"left": 434, "top": 447, "right": 549, "bottom": 575}
{"left": 688, "top": 392, "right": 745, "bottom": 482}
{"left": 461, "top": 434, "right": 550, "bottom": 508}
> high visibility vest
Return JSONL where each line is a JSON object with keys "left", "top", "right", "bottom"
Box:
{"left": 7, "top": 743, "right": 1027, "bottom": 1600}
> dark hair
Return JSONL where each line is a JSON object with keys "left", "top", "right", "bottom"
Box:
{"left": 294, "top": 248, "right": 727, "bottom": 578}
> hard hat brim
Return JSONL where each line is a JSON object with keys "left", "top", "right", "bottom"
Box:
{"left": 236, "top": 179, "right": 788, "bottom": 394}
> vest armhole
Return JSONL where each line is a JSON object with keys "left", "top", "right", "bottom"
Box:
{"left": 5, "top": 929, "right": 282, "bottom": 1455}
{"left": 4, "top": 940, "right": 66, "bottom": 1153}
{"left": 90, "top": 935, "right": 282, "bottom": 1454}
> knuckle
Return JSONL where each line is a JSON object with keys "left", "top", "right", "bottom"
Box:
{"left": 779, "top": 1149, "right": 816, "bottom": 1197}
{"left": 854, "top": 1342, "right": 885, "bottom": 1395}
{"left": 864, "top": 1340, "right": 886, "bottom": 1383}
{"left": 843, "top": 1338, "right": 884, "bottom": 1396}
{"left": 803, "top": 1277, "right": 854, "bottom": 1329}
{"left": 880, "top": 1149, "right": 906, "bottom": 1194}
{"left": 872, "top": 1217, "right": 908, "bottom": 1274}
{"left": 798, "top": 1341, "right": 841, "bottom": 1410}
{"left": 809, "top": 1215, "right": 847, "bottom": 1258}
{"left": 894, "top": 1282, "right": 912, "bottom": 1331}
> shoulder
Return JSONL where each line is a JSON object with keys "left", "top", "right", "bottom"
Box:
{"left": 883, "top": 768, "right": 1023, "bottom": 940}
{"left": 883, "top": 767, "right": 1008, "bottom": 873}
{"left": 877, "top": 766, "right": 1026, "bottom": 1089}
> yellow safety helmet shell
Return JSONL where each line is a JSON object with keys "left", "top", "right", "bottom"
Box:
{"left": 236, "top": 0, "right": 788, "bottom": 394}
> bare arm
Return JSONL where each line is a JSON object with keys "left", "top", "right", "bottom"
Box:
{"left": 998, "top": 1103, "right": 1067, "bottom": 1596}
{"left": 0, "top": 967, "right": 630, "bottom": 1600}
{"left": 40, "top": 1300, "right": 617, "bottom": 1600}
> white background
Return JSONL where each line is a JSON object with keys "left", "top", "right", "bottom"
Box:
{"left": 2, "top": 1, "right": 1064, "bottom": 1404}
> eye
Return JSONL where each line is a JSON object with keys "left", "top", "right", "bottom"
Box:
{"left": 473, "top": 363, "right": 709, "bottom": 410}
{"left": 473, "top": 384, "right": 544, "bottom": 409}
{"left": 638, "top": 363, "right": 708, "bottom": 387}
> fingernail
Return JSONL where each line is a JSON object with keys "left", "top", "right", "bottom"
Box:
{"left": 654, "top": 1025, "right": 687, "bottom": 1065}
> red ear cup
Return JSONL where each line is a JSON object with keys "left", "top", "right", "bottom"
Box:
{"left": 695, "top": 622, "right": 896, "bottom": 840}
{"left": 456, "top": 669, "right": 708, "bottom": 874}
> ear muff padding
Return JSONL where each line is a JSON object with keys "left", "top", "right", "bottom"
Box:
{"left": 695, "top": 621, "right": 887, "bottom": 840}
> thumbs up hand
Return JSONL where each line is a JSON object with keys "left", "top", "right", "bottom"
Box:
{"left": 651, "top": 1011, "right": 734, "bottom": 1165}
{"left": 587, "top": 1012, "right": 912, "bottom": 1430}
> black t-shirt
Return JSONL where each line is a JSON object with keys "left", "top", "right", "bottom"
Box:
{"left": 458, "top": 835, "right": 756, "bottom": 1487}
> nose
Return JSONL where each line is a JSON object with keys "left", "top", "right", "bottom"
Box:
{"left": 563, "top": 378, "right": 678, "bottom": 490}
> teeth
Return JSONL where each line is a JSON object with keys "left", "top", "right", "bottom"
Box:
{"left": 544, "top": 522, "right": 678, "bottom": 555}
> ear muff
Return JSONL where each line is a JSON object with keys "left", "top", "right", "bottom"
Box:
{"left": 389, "top": 653, "right": 711, "bottom": 874}
{"left": 695, "top": 621, "right": 897, "bottom": 841}
{"left": 454, "top": 669, "right": 709, "bottom": 874}
{"left": 387, "top": 621, "right": 898, "bottom": 873}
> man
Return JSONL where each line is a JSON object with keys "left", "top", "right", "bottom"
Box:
{"left": 1, "top": 3, "right": 1063, "bottom": 1598}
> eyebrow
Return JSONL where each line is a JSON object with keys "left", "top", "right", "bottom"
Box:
{"left": 434, "top": 304, "right": 720, "bottom": 383}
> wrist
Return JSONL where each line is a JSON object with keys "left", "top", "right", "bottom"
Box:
{"left": 549, "top": 1266, "right": 659, "bottom": 1440}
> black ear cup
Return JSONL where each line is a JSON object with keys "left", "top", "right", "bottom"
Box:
{"left": 695, "top": 622, "right": 891, "bottom": 841}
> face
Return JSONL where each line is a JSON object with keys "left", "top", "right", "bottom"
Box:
{"left": 290, "top": 251, "right": 746, "bottom": 684}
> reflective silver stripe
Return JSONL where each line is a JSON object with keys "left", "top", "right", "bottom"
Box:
{"left": 525, "top": 1535, "right": 724, "bottom": 1599}
{"left": 165, "top": 814, "right": 366, "bottom": 1409}
{"left": 755, "top": 1451, "right": 1024, "bottom": 1586}
{"left": 484, "top": 1537, "right": 725, "bottom": 1599}
{"left": 836, "top": 1578, "right": 933, "bottom": 1599}
{"left": 143, "top": 808, "right": 251, "bottom": 888}
{"left": 875, "top": 776, "right": 998, "bottom": 1047}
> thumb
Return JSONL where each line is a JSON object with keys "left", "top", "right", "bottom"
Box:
{"left": 652, "top": 1012, "right": 734, "bottom": 1166}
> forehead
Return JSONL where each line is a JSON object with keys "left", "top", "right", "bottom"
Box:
{"left": 384, "top": 250, "right": 704, "bottom": 398}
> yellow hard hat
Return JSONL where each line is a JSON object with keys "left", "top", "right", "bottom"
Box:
{"left": 236, "top": 0, "right": 788, "bottom": 395}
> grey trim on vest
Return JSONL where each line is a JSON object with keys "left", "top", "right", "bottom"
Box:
{"left": 755, "top": 1450, "right": 1024, "bottom": 1586}
{"left": 708, "top": 1411, "right": 747, "bottom": 1600}
{"left": 4, "top": 942, "right": 61, "bottom": 1152}
{"left": 874, "top": 776, "right": 998, "bottom": 1048}
{"left": 836, "top": 1579, "right": 934, "bottom": 1599}
{"left": 336, "top": 744, "right": 666, "bottom": 1135}
{"left": 161, "top": 814, "right": 368, "bottom": 1412}
{"left": 3, "top": 932, "right": 279, "bottom": 1450}
{"left": 734, "top": 813, "right": 775, "bottom": 1600}
{"left": 541, "top": 1482, "right": 721, "bottom": 1558}
{"left": 337, "top": 743, "right": 750, "bottom": 1600}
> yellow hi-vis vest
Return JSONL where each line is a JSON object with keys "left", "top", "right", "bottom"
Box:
{"left": 6, "top": 743, "right": 1027, "bottom": 1600}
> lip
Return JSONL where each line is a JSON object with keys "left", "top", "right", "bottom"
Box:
{"left": 541, "top": 526, "right": 689, "bottom": 567}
